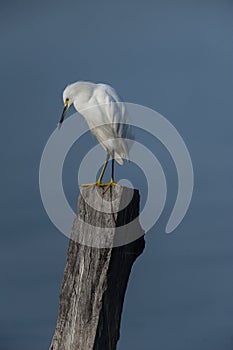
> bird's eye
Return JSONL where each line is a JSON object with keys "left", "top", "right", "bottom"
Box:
{"left": 64, "top": 98, "right": 69, "bottom": 107}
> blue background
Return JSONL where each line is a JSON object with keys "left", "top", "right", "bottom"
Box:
{"left": 1, "top": 0, "right": 233, "bottom": 349}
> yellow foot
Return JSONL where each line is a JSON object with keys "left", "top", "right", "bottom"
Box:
{"left": 80, "top": 181, "right": 107, "bottom": 187}
{"left": 103, "top": 179, "right": 119, "bottom": 193}
{"left": 80, "top": 179, "right": 119, "bottom": 193}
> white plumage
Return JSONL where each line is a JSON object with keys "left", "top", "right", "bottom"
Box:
{"left": 58, "top": 81, "right": 133, "bottom": 187}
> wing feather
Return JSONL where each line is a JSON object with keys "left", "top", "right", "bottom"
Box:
{"left": 93, "top": 84, "right": 134, "bottom": 161}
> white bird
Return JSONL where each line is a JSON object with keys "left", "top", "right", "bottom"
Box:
{"left": 58, "top": 81, "right": 133, "bottom": 190}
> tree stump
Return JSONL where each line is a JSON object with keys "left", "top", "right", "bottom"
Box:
{"left": 50, "top": 186, "right": 145, "bottom": 350}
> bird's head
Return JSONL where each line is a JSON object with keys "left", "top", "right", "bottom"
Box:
{"left": 58, "top": 81, "right": 92, "bottom": 129}
{"left": 58, "top": 84, "right": 76, "bottom": 129}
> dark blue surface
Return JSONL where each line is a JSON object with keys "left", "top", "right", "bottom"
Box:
{"left": 1, "top": 1, "right": 233, "bottom": 349}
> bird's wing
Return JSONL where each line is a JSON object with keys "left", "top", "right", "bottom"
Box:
{"left": 94, "top": 84, "right": 134, "bottom": 159}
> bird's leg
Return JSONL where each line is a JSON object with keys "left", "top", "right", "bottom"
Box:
{"left": 102, "top": 158, "right": 119, "bottom": 193}
{"left": 96, "top": 154, "right": 109, "bottom": 185}
{"left": 111, "top": 158, "right": 115, "bottom": 182}
{"left": 80, "top": 153, "right": 110, "bottom": 187}
{"left": 110, "top": 158, "right": 118, "bottom": 186}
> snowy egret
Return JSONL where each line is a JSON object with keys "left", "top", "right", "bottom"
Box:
{"left": 58, "top": 81, "right": 133, "bottom": 189}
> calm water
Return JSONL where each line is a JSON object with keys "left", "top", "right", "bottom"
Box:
{"left": 1, "top": 1, "right": 233, "bottom": 349}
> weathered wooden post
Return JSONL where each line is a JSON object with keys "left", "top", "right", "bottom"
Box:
{"left": 50, "top": 186, "right": 145, "bottom": 350}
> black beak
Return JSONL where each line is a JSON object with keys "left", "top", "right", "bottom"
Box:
{"left": 58, "top": 104, "right": 69, "bottom": 129}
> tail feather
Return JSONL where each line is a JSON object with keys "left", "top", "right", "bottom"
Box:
{"left": 114, "top": 153, "right": 124, "bottom": 165}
